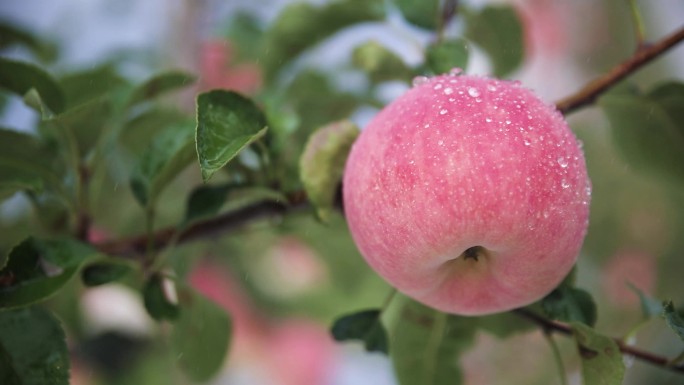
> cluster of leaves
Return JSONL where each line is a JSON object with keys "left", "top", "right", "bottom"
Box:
{"left": 0, "top": 0, "right": 683, "bottom": 384}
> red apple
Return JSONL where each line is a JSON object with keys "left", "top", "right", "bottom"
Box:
{"left": 343, "top": 74, "right": 591, "bottom": 315}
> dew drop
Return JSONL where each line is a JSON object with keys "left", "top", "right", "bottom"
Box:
{"left": 439, "top": 109, "right": 448, "bottom": 115}
{"left": 523, "top": 139, "right": 531, "bottom": 146}
{"left": 467, "top": 87, "right": 480, "bottom": 97}
{"left": 561, "top": 180, "right": 570, "bottom": 189}
{"left": 486, "top": 84, "right": 497, "bottom": 92}
{"left": 449, "top": 68, "right": 463, "bottom": 76}
{"left": 557, "top": 157, "right": 569, "bottom": 168}
{"left": 543, "top": 211, "right": 550, "bottom": 219}
{"left": 475, "top": 98, "right": 482, "bottom": 103}
{"left": 505, "top": 120, "right": 511, "bottom": 125}
{"left": 485, "top": 117, "right": 492, "bottom": 123}
{"left": 444, "top": 87, "right": 454, "bottom": 95}
{"left": 438, "top": 140, "right": 444, "bottom": 146}
{"left": 448, "top": 98, "right": 455, "bottom": 102}
{"left": 434, "top": 83, "right": 443, "bottom": 90}
{"left": 412, "top": 76, "right": 429, "bottom": 86}
{"left": 424, "top": 123, "right": 430, "bottom": 128}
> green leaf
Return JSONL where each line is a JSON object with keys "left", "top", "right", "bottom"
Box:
{"left": 571, "top": 322, "right": 625, "bottom": 385}
{"left": 142, "top": 273, "right": 180, "bottom": 321}
{"left": 182, "top": 184, "right": 287, "bottom": 227}
{"left": 126, "top": 71, "right": 197, "bottom": 107}
{"left": 59, "top": 64, "right": 129, "bottom": 108}
{"left": 130, "top": 121, "right": 196, "bottom": 206}
{"left": 331, "top": 309, "right": 388, "bottom": 354}
{"left": 171, "top": 288, "right": 232, "bottom": 382}
{"left": 0, "top": 306, "right": 70, "bottom": 385}
{"left": 119, "top": 107, "right": 188, "bottom": 157}
{"left": 542, "top": 286, "right": 597, "bottom": 326}
{"left": 393, "top": 0, "right": 440, "bottom": 29}
{"left": 426, "top": 39, "right": 469, "bottom": 75}
{"left": 0, "top": 22, "right": 57, "bottom": 62}
{"left": 262, "top": 0, "right": 385, "bottom": 80}
{"left": 300, "top": 120, "right": 358, "bottom": 221}
{"left": 663, "top": 301, "right": 684, "bottom": 341}
{"left": 477, "top": 311, "right": 535, "bottom": 338}
{"left": 389, "top": 297, "right": 476, "bottom": 385}
{"left": 0, "top": 57, "right": 65, "bottom": 114}
{"left": 224, "top": 12, "right": 265, "bottom": 61}
{"left": 46, "top": 96, "right": 113, "bottom": 156}
{"left": 0, "top": 237, "right": 99, "bottom": 309}
{"left": 182, "top": 183, "right": 234, "bottom": 226}
{"left": 627, "top": 283, "right": 663, "bottom": 319}
{"left": 0, "top": 164, "right": 44, "bottom": 201}
{"left": 599, "top": 87, "right": 684, "bottom": 182}
{"left": 352, "top": 41, "right": 412, "bottom": 84}
{"left": 195, "top": 90, "right": 268, "bottom": 182}
{"left": 463, "top": 4, "right": 524, "bottom": 77}
{"left": 648, "top": 81, "right": 684, "bottom": 127}
{"left": 81, "top": 262, "right": 133, "bottom": 287}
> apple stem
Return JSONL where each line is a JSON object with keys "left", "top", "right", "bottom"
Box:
{"left": 463, "top": 246, "right": 485, "bottom": 261}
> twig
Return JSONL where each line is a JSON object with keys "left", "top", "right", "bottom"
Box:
{"left": 513, "top": 308, "right": 684, "bottom": 375}
{"left": 555, "top": 25, "right": 684, "bottom": 115}
{"left": 95, "top": 191, "right": 309, "bottom": 257}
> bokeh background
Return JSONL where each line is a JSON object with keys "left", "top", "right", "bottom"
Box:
{"left": 1, "top": 0, "right": 683, "bottom": 384}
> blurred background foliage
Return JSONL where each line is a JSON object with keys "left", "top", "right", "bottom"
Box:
{"left": 0, "top": 0, "right": 683, "bottom": 384}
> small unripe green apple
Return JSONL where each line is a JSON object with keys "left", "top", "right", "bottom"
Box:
{"left": 343, "top": 74, "right": 591, "bottom": 315}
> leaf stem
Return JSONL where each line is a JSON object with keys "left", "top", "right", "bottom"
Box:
{"left": 543, "top": 330, "right": 569, "bottom": 385}
{"left": 626, "top": 0, "right": 647, "bottom": 49}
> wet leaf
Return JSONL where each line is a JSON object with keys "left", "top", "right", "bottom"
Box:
{"left": 195, "top": 90, "right": 268, "bottom": 182}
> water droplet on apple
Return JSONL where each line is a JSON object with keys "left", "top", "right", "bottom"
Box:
{"left": 487, "top": 84, "right": 497, "bottom": 92}
{"left": 557, "top": 157, "right": 569, "bottom": 168}
{"left": 467, "top": 87, "right": 480, "bottom": 97}
{"left": 434, "top": 83, "right": 443, "bottom": 90}
{"left": 439, "top": 109, "right": 448, "bottom": 115}
{"left": 561, "top": 180, "right": 570, "bottom": 189}
{"left": 485, "top": 117, "right": 492, "bottom": 123}
{"left": 523, "top": 139, "right": 531, "bottom": 146}
{"left": 505, "top": 120, "right": 511, "bottom": 125}
{"left": 412, "top": 76, "right": 429, "bottom": 87}
{"left": 444, "top": 87, "right": 453, "bottom": 95}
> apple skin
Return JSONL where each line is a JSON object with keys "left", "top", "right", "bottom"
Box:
{"left": 343, "top": 74, "right": 591, "bottom": 315}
